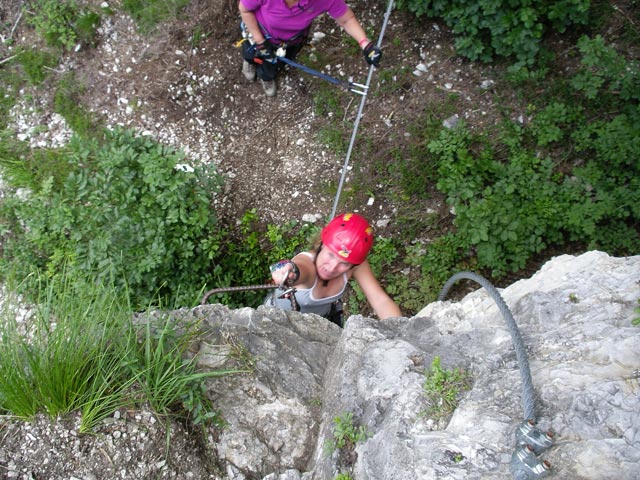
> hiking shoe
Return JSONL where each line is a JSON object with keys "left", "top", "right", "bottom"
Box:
{"left": 261, "top": 79, "right": 277, "bottom": 97}
{"left": 242, "top": 60, "right": 256, "bottom": 81}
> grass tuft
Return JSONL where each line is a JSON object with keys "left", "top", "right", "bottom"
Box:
{"left": 0, "top": 269, "right": 243, "bottom": 432}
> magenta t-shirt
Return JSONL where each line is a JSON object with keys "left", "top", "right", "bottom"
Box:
{"left": 240, "top": 0, "right": 349, "bottom": 42}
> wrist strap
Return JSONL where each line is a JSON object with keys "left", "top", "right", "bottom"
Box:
{"left": 288, "top": 261, "right": 300, "bottom": 284}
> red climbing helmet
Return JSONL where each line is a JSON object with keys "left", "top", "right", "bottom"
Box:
{"left": 321, "top": 213, "right": 374, "bottom": 265}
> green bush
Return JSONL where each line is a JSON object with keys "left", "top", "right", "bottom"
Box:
{"left": 571, "top": 35, "right": 640, "bottom": 104}
{"left": 326, "top": 412, "right": 369, "bottom": 454}
{"left": 394, "top": 0, "right": 590, "bottom": 65}
{"left": 210, "top": 210, "right": 317, "bottom": 308}
{"left": 420, "top": 233, "right": 471, "bottom": 287}
{"left": 431, "top": 126, "right": 570, "bottom": 276}
{"left": 429, "top": 119, "right": 638, "bottom": 277}
{"left": 418, "top": 34, "right": 639, "bottom": 279}
{"left": 0, "top": 128, "right": 225, "bottom": 308}
{"left": 25, "top": 0, "right": 100, "bottom": 50}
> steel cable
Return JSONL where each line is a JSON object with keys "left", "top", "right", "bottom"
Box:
{"left": 438, "top": 271, "right": 537, "bottom": 421}
{"left": 330, "top": 0, "right": 396, "bottom": 218}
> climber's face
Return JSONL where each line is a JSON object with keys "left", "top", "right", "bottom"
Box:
{"left": 316, "top": 247, "right": 353, "bottom": 280}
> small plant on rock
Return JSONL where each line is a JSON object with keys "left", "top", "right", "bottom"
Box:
{"left": 632, "top": 299, "right": 640, "bottom": 327}
{"left": 326, "top": 412, "right": 369, "bottom": 477}
{"left": 328, "top": 412, "right": 369, "bottom": 452}
{"left": 423, "top": 356, "right": 471, "bottom": 419}
{"left": 334, "top": 474, "right": 354, "bottom": 480}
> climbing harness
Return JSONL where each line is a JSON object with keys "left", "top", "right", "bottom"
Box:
{"left": 201, "top": 282, "right": 299, "bottom": 311}
{"left": 439, "top": 271, "right": 554, "bottom": 479}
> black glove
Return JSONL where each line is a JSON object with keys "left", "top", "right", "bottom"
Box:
{"left": 254, "top": 41, "right": 276, "bottom": 64}
{"left": 363, "top": 42, "right": 382, "bottom": 67}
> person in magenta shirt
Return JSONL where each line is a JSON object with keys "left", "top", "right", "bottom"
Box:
{"left": 239, "top": 0, "right": 382, "bottom": 96}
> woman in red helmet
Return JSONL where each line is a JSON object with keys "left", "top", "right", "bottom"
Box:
{"left": 266, "top": 213, "right": 401, "bottom": 324}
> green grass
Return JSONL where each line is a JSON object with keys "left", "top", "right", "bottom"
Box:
{"left": 0, "top": 270, "right": 243, "bottom": 432}
{"left": 53, "top": 72, "right": 101, "bottom": 137}
{"left": 0, "top": 272, "right": 135, "bottom": 420}
{"left": 121, "top": 0, "right": 191, "bottom": 33}
{"left": 16, "top": 48, "right": 59, "bottom": 85}
{"left": 317, "top": 124, "right": 349, "bottom": 155}
{"left": 0, "top": 134, "right": 73, "bottom": 191}
{"left": 132, "top": 313, "right": 245, "bottom": 421}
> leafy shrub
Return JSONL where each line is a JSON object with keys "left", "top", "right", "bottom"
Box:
{"left": 566, "top": 114, "right": 640, "bottom": 253}
{"left": 25, "top": 0, "right": 100, "bottom": 50}
{"left": 210, "top": 210, "right": 317, "bottom": 308}
{"left": 419, "top": 33, "right": 639, "bottom": 279}
{"left": 394, "top": 0, "right": 590, "bottom": 65}
{"left": 432, "top": 128, "right": 569, "bottom": 276}
{"left": 0, "top": 128, "right": 225, "bottom": 308}
{"left": 326, "top": 412, "right": 369, "bottom": 454}
{"left": 420, "top": 233, "right": 471, "bottom": 287}
{"left": 571, "top": 35, "right": 640, "bottom": 103}
{"left": 528, "top": 101, "right": 583, "bottom": 146}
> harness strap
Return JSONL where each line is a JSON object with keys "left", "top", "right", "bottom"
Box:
{"left": 261, "top": 23, "right": 311, "bottom": 46}
{"left": 241, "top": 21, "right": 310, "bottom": 47}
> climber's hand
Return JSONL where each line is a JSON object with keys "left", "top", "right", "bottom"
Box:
{"left": 363, "top": 42, "right": 382, "bottom": 67}
{"left": 254, "top": 41, "right": 276, "bottom": 64}
{"left": 270, "top": 260, "right": 300, "bottom": 286}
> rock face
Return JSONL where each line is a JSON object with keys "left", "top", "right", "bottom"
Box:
{"left": 197, "top": 251, "right": 639, "bottom": 479}
{"left": 1, "top": 251, "right": 639, "bottom": 479}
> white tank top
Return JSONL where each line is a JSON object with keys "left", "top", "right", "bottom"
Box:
{"left": 264, "top": 252, "right": 348, "bottom": 316}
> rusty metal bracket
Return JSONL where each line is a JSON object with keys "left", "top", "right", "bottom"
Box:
{"left": 201, "top": 283, "right": 299, "bottom": 311}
